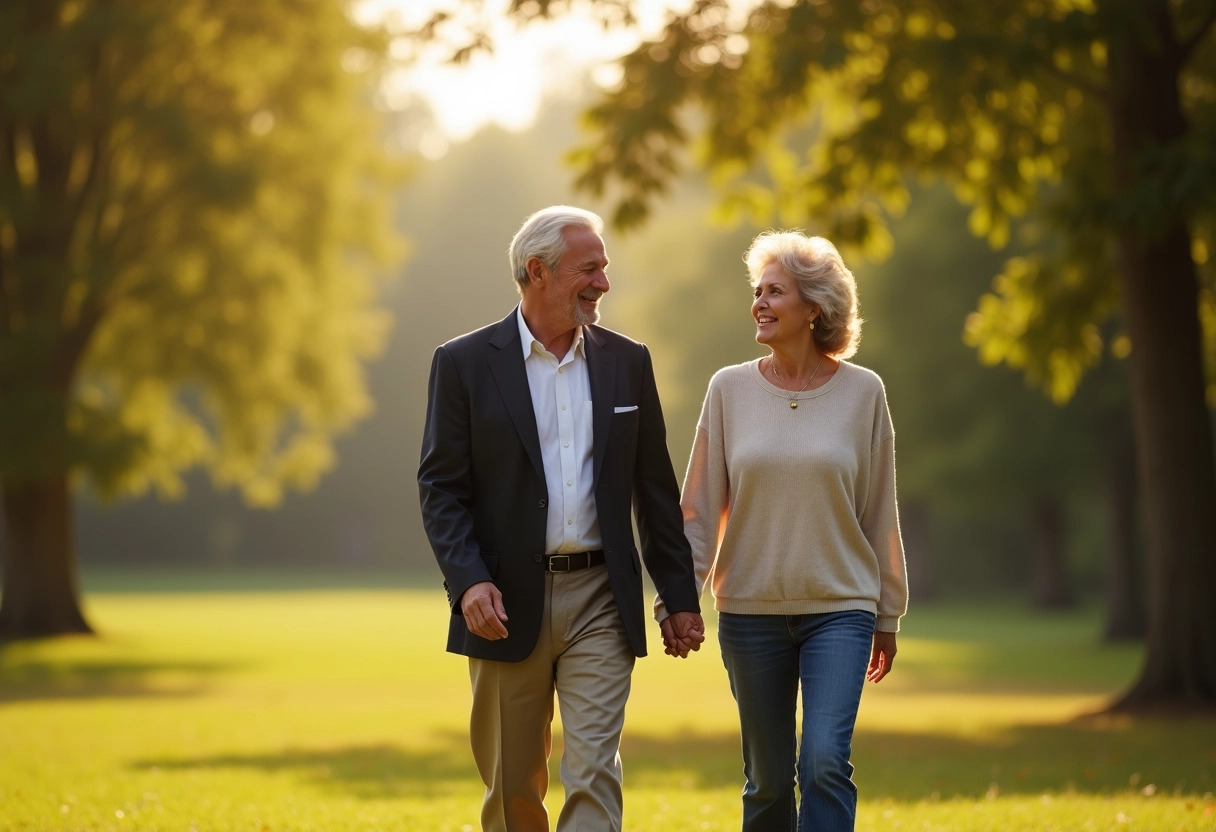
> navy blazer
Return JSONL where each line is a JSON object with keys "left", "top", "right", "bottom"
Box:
{"left": 418, "top": 308, "right": 700, "bottom": 661}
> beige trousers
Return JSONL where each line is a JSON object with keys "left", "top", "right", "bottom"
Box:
{"left": 469, "top": 564, "right": 635, "bottom": 832}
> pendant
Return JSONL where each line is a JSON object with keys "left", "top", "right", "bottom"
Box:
{"left": 790, "top": 401, "right": 798, "bottom": 409}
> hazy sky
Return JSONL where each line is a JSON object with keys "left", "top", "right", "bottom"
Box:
{"left": 353, "top": 1, "right": 699, "bottom": 154}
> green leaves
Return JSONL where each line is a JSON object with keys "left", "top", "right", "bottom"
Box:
{"left": 0, "top": 0, "right": 402, "bottom": 504}
{"left": 538, "top": 0, "right": 1215, "bottom": 400}
{"left": 964, "top": 253, "right": 1116, "bottom": 403}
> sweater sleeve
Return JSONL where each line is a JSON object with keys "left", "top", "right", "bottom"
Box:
{"left": 860, "top": 393, "right": 908, "bottom": 632}
{"left": 654, "top": 381, "right": 729, "bottom": 622}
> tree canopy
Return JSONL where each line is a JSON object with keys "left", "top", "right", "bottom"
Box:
{"left": 559, "top": 0, "right": 1213, "bottom": 389}
{"left": 0, "top": 0, "right": 401, "bottom": 637}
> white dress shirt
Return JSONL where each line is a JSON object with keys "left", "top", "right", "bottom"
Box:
{"left": 517, "top": 307, "right": 602, "bottom": 554}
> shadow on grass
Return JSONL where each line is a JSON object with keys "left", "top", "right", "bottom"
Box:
{"left": 80, "top": 567, "right": 431, "bottom": 594}
{"left": 131, "top": 736, "right": 480, "bottom": 800}
{"left": 0, "top": 656, "right": 237, "bottom": 704}
{"left": 853, "top": 718, "right": 1216, "bottom": 801}
{"left": 125, "top": 719, "right": 1216, "bottom": 803}
{"left": 625, "top": 718, "right": 1216, "bottom": 800}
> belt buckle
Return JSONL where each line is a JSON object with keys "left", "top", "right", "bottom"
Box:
{"left": 548, "top": 554, "right": 571, "bottom": 573}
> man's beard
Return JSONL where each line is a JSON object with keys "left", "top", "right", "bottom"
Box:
{"left": 573, "top": 294, "right": 601, "bottom": 326}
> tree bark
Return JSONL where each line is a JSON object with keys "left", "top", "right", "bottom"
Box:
{"left": 1030, "top": 497, "right": 1074, "bottom": 609}
{"left": 1106, "top": 0, "right": 1216, "bottom": 710}
{"left": 0, "top": 475, "right": 93, "bottom": 640}
{"left": 1113, "top": 222, "right": 1216, "bottom": 709}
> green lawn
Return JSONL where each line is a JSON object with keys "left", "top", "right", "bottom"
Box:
{"left": 1, "top": 571, "right": 1213, "bottom": 831}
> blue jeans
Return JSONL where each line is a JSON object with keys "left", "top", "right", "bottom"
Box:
{"left": 718, "top": 610, "right": 876, "bottom": 832}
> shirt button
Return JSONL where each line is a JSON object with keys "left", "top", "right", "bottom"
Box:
{"left": 566, "top": 481, "right": 573, "bottom": 487}
{"left": 567, "top": 519, "right": 573, "bottom": 525}
{"left": 561, "top": 404, "right": 567, "bottom": 411}
{"left": 563, "top": 442, "right": 569, "bottom": 448}
{"left": 538, "top": 499, "right": 547, "bottom": 508}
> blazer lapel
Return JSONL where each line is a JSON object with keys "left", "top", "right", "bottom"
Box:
{"left": 585, "top": 326, "right": 615, "bottom": 481}
{"left": 488, "top": 309, "right": 545, "bottom": 481}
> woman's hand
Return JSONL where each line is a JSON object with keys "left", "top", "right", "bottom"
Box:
{"left": 867, "top": 631, "right": 897, "bottom": 682}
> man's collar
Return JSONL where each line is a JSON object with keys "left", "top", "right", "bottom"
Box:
{"left": 517, "top": 306, "right": 585, "bottom": 360}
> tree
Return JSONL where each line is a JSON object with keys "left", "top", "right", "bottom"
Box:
{"left": 0, "top": 0, "right": 400, "bottom": 639}
{"left": 475, "top": 0, "right": 1216, "bottom": 709}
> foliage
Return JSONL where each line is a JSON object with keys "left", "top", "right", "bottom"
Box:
{"left": 0, "top": 0, "right": 402, "bottom": 507}
{"left": 1, "top": 575, "right": 1212, "bottom": 831}
{"left": 72, "top": 101, "right": 594, "bottom": 573}
{"left": 533, "top": 0, "right": 1216, "bottom": 400}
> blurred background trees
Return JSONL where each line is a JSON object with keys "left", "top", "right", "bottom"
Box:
{"left": 0, "top": 0, "right": 399, "bottom": 637}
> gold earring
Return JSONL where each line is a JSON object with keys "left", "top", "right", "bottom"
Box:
{"left": 809, "top": 321, "right": 816, "bottom": 331}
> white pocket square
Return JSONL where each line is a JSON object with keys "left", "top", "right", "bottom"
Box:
{"left": 613, "top": 405, "right": 638, "bottom": 413}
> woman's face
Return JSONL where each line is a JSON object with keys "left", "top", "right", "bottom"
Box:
{"left": 751, "top": 262, "right": 817, "bottom": 347}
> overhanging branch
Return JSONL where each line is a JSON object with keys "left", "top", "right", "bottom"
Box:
{"left": 1179, "top": 4, "right": 1216, "bottom": 65}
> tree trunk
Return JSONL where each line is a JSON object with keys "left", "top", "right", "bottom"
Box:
{"left": 1113, "top": 223, "right": 1216, "bottom": 710}
{"left": 1106, "top": 1, "right": 1216, "bottom": 710}
{"left": 1102, "top": 428, "right": 1144, "bottom": 641}
{"left": 0, "top": 475, "right": 93, "bottom": 640}
{"left": 1030, "top": 497, "right": 1074, "bottom": 609}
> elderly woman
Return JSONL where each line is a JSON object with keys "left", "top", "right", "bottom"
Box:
{"left": 660, "top": 230, "right": 908, "bottom": 832}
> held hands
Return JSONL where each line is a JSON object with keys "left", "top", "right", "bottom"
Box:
{"left": 867, "top": 630, "right": 897, "bottom": 683}
{"left": 660, "top": 611, "right": 705, "bottom": 659}
{"left": 461, "top": 581, "right": 509, "bottom": 640}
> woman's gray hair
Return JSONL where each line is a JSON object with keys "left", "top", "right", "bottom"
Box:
{"left": 508, "top": 205, "right": 605, "bottom": 291}
{"left": 745, "top": 230, "right": 862, "bottom": 359}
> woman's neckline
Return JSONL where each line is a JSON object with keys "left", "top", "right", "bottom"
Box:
{"left": 748, "top": 355, "right": 848, "bottom": 403}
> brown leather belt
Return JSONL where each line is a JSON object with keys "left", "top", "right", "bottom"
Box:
{"left": 544, "top": 551, "right": 605, "bottom": 572}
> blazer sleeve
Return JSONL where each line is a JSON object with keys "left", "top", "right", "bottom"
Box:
{"left": 417, "top": 344, "right": 492, "bottom": 611}
{"left": 632, "top": 344, "right": 701, "bottom": 617}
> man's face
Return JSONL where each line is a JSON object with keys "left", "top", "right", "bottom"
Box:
{"left": 544, "top": 225, "right": 611, "bottom": 328}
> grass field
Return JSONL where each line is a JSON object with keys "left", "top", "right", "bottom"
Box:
{"left": 1, "top": 570, "right": 1213, "bottom": 831}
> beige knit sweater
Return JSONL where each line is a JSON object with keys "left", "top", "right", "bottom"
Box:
{"left": 657, "top": 358, "right": 908, "bottom": 632}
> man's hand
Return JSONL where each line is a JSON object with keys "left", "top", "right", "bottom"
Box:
{"left": 461, "top": 581, "right": 509, "bottom": 640}
{"left": 660, "top": 611, "right": 705, "bottom": 658}
{"left": 867, "top": 630, "right": 897, "bottom": 682}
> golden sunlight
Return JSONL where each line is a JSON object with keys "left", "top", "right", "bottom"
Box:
{"left": 353, "top": 0, "right": 697, "bottom": 157}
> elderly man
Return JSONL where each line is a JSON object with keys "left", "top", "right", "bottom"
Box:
{"left": 418, "top": 205, "right": 704, "bottom": 831}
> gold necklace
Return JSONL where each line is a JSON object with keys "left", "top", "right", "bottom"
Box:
{"left": 769, "top": 354, "right": 824, "bottom": 409}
